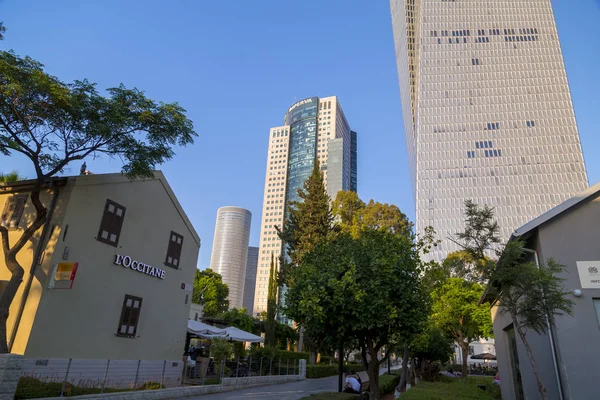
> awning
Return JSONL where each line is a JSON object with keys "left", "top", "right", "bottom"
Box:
{"left": 224, "top": 326, "right": 264, "bottom": 343}
{"left": 470, "top": 352, "right": 497, "bottom": 360}
{"left": 187, "top": 320, "right": 226, "bottom": 336}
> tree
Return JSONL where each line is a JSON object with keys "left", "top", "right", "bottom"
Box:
{"left": 431, "top": 278, "right": 493, "bottom": 376}
{"left": 0, "top": 22, "right": 5, "bottom": 40}
{"left": 192, "top": 269, "right": 229, "bottom": 317}
{"left": 0, "top": 171, "right": 25, "bottom": 183}
{"left": 458, "top": 201, "right": 574, "bottom": 400}
{"left": 0, "top": 50, "right": 196, "bottom": 353}
{"left": 331, "top": 190, "right": 365, "bottom": 228}
{"left": 276, "top": 161, "right": 334, "bottom": 284}
{"left": 332, "top": 191, "right": 412, "bottom": 238}
{"left": 285, "top": 230, "right": 429, "bottom": 400}
{"left": 218, "top": 308, "right": 256, "bottom": 333}
{"left": 264, "top": 253, "right": 278, "bottom": 347}
{"left": 452, "top": 200, "right": 501, "bottom": 283}
{"left": 409, "top": 323, "right": 454, "bottom": 380}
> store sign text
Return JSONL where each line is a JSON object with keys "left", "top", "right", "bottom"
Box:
{"left": 114, "top": 255, "right": 166, "bottom": 280}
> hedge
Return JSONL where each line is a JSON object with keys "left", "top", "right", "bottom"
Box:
{"left": 379, "top": 374, "right": 401, "bottom": 395}
{"left": 306, "top": 363, "right": 365, "bottom": 379}
{"left": 276, "top": 350, "right": 310, "bottom": 361}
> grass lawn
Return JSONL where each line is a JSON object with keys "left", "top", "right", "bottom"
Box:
{"left": 400, "top": 377, "right": 500, "bottom": 400}
{"left": 300, "top": 393, "right": 358, "bottom": 400}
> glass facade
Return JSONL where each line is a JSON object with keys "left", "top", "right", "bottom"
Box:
{"left": 284, "top": 97, "right": 319, "bottom": 206}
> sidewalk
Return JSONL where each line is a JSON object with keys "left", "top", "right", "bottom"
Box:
{"left": 183, "top": 364, "right": 400, "bottom": 400}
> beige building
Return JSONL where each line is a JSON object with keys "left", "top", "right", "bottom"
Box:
{"left": 252, "top": 96, "right": 357, "bottom": 317}
{"left": 0, "top": 172, "right": 200, "bottom": 362}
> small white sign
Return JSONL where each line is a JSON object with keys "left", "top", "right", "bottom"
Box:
{"left": 576, "top": 261, "right": 600, "bottom": 289}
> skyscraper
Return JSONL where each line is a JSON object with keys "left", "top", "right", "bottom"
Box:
{"left": 243, "top": 246, "right": 259, "bottom": 313}
{"left": 209, "top": 207, "right": 252, "bottom": 309}
{"left": 390, "top": 0, "right": 588, "bottom": 261}
{"left": 252, "top": 96, "right": 357, "bottom": 316}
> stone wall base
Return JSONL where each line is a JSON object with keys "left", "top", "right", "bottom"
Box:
{"left": 0, "top": 353, "right": 24, "bottom": 400}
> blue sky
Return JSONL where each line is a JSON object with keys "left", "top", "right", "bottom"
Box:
{"left": 1, "top": 1, "right": 599, "bottom": 270}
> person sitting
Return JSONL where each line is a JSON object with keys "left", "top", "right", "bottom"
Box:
{"left": 343, "top": 371, "right": 361, "bottom": 394}
{"left": 493, "top": 372, "right": 500, "bottom": 385}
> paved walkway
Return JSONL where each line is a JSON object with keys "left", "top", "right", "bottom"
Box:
{"left": 184, "top": 365, "right": 400, "bottom": 400}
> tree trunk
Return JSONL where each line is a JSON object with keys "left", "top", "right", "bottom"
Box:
{"left": 512, "top": 314, "right": 547, "bottom": 400}
{"left": 0, "top": 185, "right": 48, "bottom": 353}
{"left": 367, "top": 355, "right": 380, "bottom": 400}
{"left": 397, "top": 342, "right": 409, "bottom": 393}
{"left": 0, "top": 261, "right": 25, "bottom": 353}
{"left": 460, "top": 344, "right": 469, "bottom": 376}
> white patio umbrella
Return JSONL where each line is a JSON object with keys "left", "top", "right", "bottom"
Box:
{"left": 187, "top": 320, "right": 227, "bottom": 336}
{"left": 224, "top": 326, "right": 264, "bottom": 343}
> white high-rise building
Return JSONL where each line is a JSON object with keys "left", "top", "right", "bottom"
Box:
{"left": 390, "top": 0, "right": 588, "bottom": 261}
{"left": 209, "top": 207, "right": 252, "bottom": 309}
{"left": 252, "top": 96, "right": 357, "bottom": 317}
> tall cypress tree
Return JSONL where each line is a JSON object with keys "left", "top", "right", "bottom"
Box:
{"left": 277, "top": 161, "right": 334, "bottom": 284}
{"left": 264, "top": 253, "right": 277, "bottom": 346}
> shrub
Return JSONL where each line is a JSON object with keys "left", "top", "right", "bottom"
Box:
{"left": 319, "top": 355, "right": 332, "bottom": 364}
{"left": 136, "top": 382, "right": 164, "bottom": 390}
{"left": 277, "top": 350, "right": 310, "bottom": 361}
{"left": 343, "top": 363, "right": 365, "bottom": 373}
{"left": 249, "top": 345, "right": 278, "bottom": 360}
{"left": 306, "top": 363, "right": 366, "bottom": 378}
{"left": 379, "top": 373, "right": 401, "bottom": 394}
{"left": 307, "top": 365, "right": 338, "bottom": 378}
{"left": 420, "top": 360, "right": 441, "bottom": 382}
{"left": 204, "top": 377, "right": 221, "bottom": 385}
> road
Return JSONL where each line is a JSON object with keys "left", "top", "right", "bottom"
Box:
{"left": 184, "top": 365, "right": 400, "bottom": 400}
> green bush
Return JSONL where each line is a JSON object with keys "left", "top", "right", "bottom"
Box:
{"left": 14, "top": 377, "right": 129, "bottom": 400}
{"left": 307, "top": 365, "right": 338, "bottom": 378}
{"left": 319, "top": 355, "right": 332, "bottom": 364}
{"left": 306, "top": 363, "right": 366, "bottom": 378}
{"left": 136, "top": 381, "right": 164, "bottom": 390}
{"left": 379, "top": 373, "right": 401, "bottom": 394}
{"left": 343, "top": 363, "right": 365, "bottom": 373}
{"left": 249, "top": 345, "right": 278, "bottom": 360}
{"left": 276, "top": 350, "right": 309, "bottom": 361}
{"left": 204, "top": 377, "right": 221, "bottom": 385}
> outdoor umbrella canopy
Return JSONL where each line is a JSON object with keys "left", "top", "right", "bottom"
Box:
{"left": 224, "top": 326, "right": 264, "bottom": 343}
{"left": 187, "top": 320, "right": 227, "bottom": 336}
{"left": 470, "top": 352, "right": 497, "bottom": 360}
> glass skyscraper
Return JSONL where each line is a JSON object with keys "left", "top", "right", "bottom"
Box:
{"left": 390, "top": 0, "right": 588, "bottom": 261}
{"left": 252, "top": 96, "right": 357, "bottom": 317}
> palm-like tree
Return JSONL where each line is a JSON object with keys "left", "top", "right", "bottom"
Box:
{"left": 0, "top": 171, "right": 25, "bottom": 183}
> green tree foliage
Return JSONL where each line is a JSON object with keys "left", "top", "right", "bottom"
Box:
{"left": 285, "top": 230, "right": 429, "bottom": 400}
{"left": 264, "top": 253, "right": 278, "bottom": 347}
{"left": 192, "top": 269, "right": 229, "bottom": 317}
{"left": 274, "top": 321, "right": 298, "bottom": 350}
{"left": 0, "top": 22, "right": 5, "bottom": 40}
{"left": 409, "top": 323, "right": 454, "bottom": 380}
{"left": 432, "top": 278, "right": 493, "bottom": 376}
{"left": 0, "top": 50, "right": 196, "bottom": 353}
{"left": 276, "top": 162, "right": 334, "bottom": 284}
{"left": 218, "top": 308, "right": 256, "bottom": 333}
{"left": 452, "top": 200, "right": 501, "bottom": 283}
{"left": 332, "top": 190, "right": 412, "bottom": 238}
{"left": 0, "top": 171, "right": 25, "bottom": 183}
{"left": 459, "top": 201, "right": 574, "bottom": 400}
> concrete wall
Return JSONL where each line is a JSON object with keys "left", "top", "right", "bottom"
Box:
{"left": 536, "top": 196, "right": 600, "bottom": 400}
{"left": 3, "top": 173, "right": 200, "bottom": 362}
